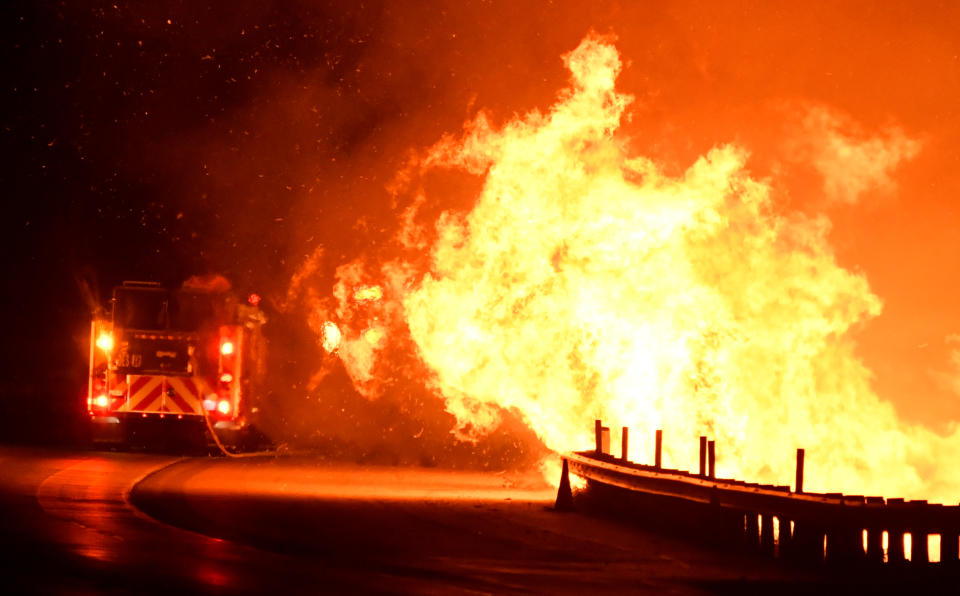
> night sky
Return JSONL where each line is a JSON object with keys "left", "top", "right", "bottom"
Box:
{"left": 3, "top": 1, "right": 405, "bottom": 441}
{"left": 3, "top": 2, "right": 960, "bottom": 447}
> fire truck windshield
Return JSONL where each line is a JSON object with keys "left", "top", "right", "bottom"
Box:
{"left": 113, "top": 288, "right": 224, "bottom": 332}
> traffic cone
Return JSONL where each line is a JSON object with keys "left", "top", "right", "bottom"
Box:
{"left": 555, "top": 458, "right": 574, "bottom": 511}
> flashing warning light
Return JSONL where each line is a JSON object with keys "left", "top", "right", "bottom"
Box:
{"left": 220, "top": 341, "right": 234, "bottom": 356}
{"left": 216, "top": 399, "right": 231, "bottom": 415}
{"left": 219, "top": 372, "right": 234, "bottom": 384}
{"left": 94, "top": 394, "right": 109, "bottom": 408}
{"left": 248, "top": 293, "right": 261, "bottom": 306}
{"left": 96, "top": 332, "right": 114, "bottom": 353}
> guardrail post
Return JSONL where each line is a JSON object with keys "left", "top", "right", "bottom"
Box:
{"left": 887, "top": 498, "right": 906, "bottom": 565}
{"left": 745, "top": 513, "right": 760, "bottom": 551}
{"left": 760, "top": 513, "right": 775, "bottom": 555}
{"left": 912, "top": 531, "right": 929, "bottom": 564}
{"left": 698, "top": 436, "right": 707, "bottom": 477}
{"left": 621, "top": 426, "right": 629, "bottom": 461}
{"left": 865, "top": 527, "right": 884, "bottom": 564}
{"left": 942, "top": 528, "right": 959, "bottom": 565}
{"left": 707, "top": 440, "right": 716, "bottom": 479}
{"left": 941, "top": 510, "right": 960, "bottom": 566}
{"left": 593, "top": 421, "right": 611, "bottom": 456}
{"left": 888, "top": 529, "right": 906, "bottom": 564}
{"left": 795, "top": 448, "right": 804, "bottom": 493}
{"left": 864, "top": 497, "right": 885, "bottom": 565}
{"left": 778, "top": 517, "right": 792, "bottom": 556}
{"left": 654, "top": 429, "right": 662, "bottom": 469}
{"left": 910, "top": 501, "right": 930, "bottom": 564}
{"left": 595, "top": 420, "right": 602, "bottom": 455}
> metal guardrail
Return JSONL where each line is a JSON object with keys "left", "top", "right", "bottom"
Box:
{"left": 557, "top": 421, "right": 960, "bottom": 567}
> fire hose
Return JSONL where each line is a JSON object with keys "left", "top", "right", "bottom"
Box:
{"left": 200, "top": 402, "right": 278, "bottom": 459}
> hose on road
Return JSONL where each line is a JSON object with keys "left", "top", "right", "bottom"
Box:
{"left": 200, "top": 405, "right": 278, "bottom": 459}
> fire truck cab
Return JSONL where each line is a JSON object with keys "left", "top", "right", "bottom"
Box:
{"left": 87, "top": 280, "right": 266, "bottom": 447}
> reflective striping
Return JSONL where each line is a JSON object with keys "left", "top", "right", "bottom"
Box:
{"left": 178, "top": 378, "right": 200, "bottom": 402}
{"left": 128, "top": 375, "right": 151, "bottom": 397}
{"left": 116, "top": 374, "right": 212, "bottom": 414}
{"left": 125, "top": 375, "right": 163, "bottom": 412}
{"left": 164, "top": 376, "right": 208, "bottom": 415}
{"left": 166, "top": 391, "right": 194, "bottom": 414}
{"left": 131, "top": 391, "right": 162, "bottom": 412}
{"left": 132, "top": 386, "right": 163, "bottom": 412}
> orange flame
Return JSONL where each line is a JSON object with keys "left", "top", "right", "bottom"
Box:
{"left": 354, "top": 285, "right": 384, "bottom": 303}
{"left": 363, "top": 326, "right": 385, "bottom": 347}
{"left": 307, "top": 33, "right": 960, "bottom": 501}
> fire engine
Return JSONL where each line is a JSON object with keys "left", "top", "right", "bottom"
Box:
{"left": 87, "top": 280, "right": 266, "bottom": 447}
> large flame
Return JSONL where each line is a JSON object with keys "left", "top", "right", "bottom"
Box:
{"left": 308, "top": 33, "right": 960, "bottom": 501}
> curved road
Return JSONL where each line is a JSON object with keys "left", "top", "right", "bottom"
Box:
{"left": 0, "top": 446, "right": 805, "bottom": 594}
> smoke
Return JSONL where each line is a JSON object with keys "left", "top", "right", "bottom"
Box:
{"left": 931, "top": 334, "right": 960, "bottom": 399}
{"left": 267, "top": 237, "right": 548, "bottom": 469}
{"left": 786, "top": 104, "right": 922, "bottom": 204}
{"left": 275, "top": 31, "right": 960, "bottom": 503}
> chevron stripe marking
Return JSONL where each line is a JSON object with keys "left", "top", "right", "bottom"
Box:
{"left": 128, "top": 375, "right": 151, "bottom": 396}
{"left": 130, "top": 376, "right": 163, "bottom": 411}
{"left": 166, "top": 377, "right": 206, "bottom": 414}
{"left": 166, "top": 391, "right": 194, "bottom": 414}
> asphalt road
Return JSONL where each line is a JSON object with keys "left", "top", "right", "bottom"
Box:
{"left": 0, "top": 446, "right": 817, "bottom": 594}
